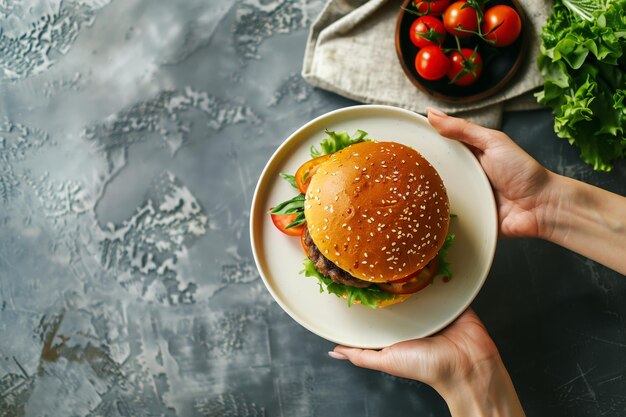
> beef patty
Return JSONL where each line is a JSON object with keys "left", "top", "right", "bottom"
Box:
{"left": 303, "top": 227, "right": 371, "bottom": 288}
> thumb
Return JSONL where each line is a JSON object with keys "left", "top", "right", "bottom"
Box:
{"left": 427, "top": 108, "right": 503, "bottom": 152}
{"left": 332, "top": 340, "right": 434, "bottom": 382}
{"left": 332, "top": 346, "right": 393, "bottom": 373}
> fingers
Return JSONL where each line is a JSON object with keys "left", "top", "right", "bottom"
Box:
{"left": 332, "top": 340, "right": 433, "bottom": 382}
{"left": 427, "top": 108, "right": 506, "bottom": 152}
{"left": 332, "top": 346, "right": 392, "bottom": 373}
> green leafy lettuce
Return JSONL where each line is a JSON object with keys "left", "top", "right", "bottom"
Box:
{"left": 301, "top": 258, "right": 396, "bottom": 308}
{"left": 437, "top": 233, "right": 456, "bottom": 278}
{"left": 535, "top": 0, "right": 626, "bottom": 171}
{"left": 310, "top": 129, "right": 369, "bottom": 158}
{"left": 269, "top": 193, "right": 306, "bottom": 229}
{"left": 279, "top": 173, "right": 298, "bottom": 189}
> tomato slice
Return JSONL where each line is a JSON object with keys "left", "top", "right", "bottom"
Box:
{"left": 295, "top": 154, "right": 332, "bottom": 194}
{"left": 387, "top": 268, "right": 425, "bottom": 284}
{"left": 377, "top": 256, "right": 440, "bottom": 294}
{"left": 300, "top": 228, "right": 309, "bottom": 256}
{"left": 270, "top": 212, "right": 305, "bottom": 236}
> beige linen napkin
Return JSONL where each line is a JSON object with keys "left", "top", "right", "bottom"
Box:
{"left": 302, "top": 0, "right": 551, "bottom": 128}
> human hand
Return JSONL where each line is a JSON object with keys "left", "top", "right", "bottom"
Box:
{"left": 331, "top": 309, "right": 526, "bottom": 417}
{"left": 427, "top": 108, "right": 553, "bottom": 238}
{"left": 332, "top": 309, "right": 497, "bottom": 388}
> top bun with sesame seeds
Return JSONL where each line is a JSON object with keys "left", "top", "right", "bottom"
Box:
{"left": 303, "top": 141, "right": 450, "bottom": 284}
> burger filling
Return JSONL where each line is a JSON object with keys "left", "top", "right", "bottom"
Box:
{"left": 303, "top": 225, "right": 455, "bottom": 296}
{"left": 302, "top": 228, "right": 372, "bottom": 288}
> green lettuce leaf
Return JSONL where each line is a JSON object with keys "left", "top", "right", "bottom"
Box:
{"left": 437, "top": 233, "right": 456, "bottom": 278}
{"left": 279, "top": 173, "right": 298, "bottom": 189}
{"left": 269, "top": 194, "right": 304, "bottom": 215}
{"left": 536, "top": 0, "right": 626, "bottom": 171}
{"left": 310, "top": 129, "right": 370, "bottom": 158}
{"left": 301, "top": 259, "right": 397, "bottom": 308}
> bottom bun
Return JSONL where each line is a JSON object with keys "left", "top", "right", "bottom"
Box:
{"left": 342, "top": 293, "right": 414, "bottom": 308}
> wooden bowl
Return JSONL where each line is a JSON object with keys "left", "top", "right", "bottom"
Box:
{"left": 395, "top": 0, "right": 528, "bottom": 104}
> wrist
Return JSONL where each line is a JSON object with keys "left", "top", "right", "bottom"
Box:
{"left": 437, "top": 356, "right": 526, "bottom": 417}
{"left": 534, "top": 171, "right": 569, "bottom": 241}
{"left": 533, "top": 171, "right": 626, "bottom": 274}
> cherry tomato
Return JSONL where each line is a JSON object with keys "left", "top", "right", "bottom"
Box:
{"left": 482, "top": 5, "right": 521, "bottom": 47}
{"left": 409, "top": 16, "right": 447, "bottom": 49}
{"left": 270, "top": 212, "right": 305, "bottom": 236}
{"left": 415, "top": 45, "right": 450, "bottom": 81}
{"left": 413, "top": 0, "right": 450, "bottom": 16}
{"left": 443, "top": 1, "right": 478, "bottom": 38}
{"left": 447, "top": 48, "right": 483, "bottom": 86}
{"left": 377, "top": 256, "right": 440, "bottom": 294}
{"left": 295, "top": 154, "right": 331, "bottom": 194}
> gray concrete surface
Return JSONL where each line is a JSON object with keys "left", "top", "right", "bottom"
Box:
{"left": 0, "top": 1, "right": 624, "bottom": 416}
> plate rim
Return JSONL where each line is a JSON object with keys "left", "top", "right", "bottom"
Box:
{"left": 249, "top": 104, "right": 498, "bottom": 348}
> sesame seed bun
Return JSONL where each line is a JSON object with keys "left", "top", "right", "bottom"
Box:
{"left": 304, "top": 141, "right": 450, "bottom": 284}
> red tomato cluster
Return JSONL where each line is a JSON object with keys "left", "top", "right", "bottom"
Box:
{"left": 408, "top": 0, "right": 521, "bottom": 85}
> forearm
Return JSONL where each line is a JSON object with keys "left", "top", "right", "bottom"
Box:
{"left": 438, "top": 357, "right": 526, "bottom": 417}
{"left": 538, "top": 172, "right": 626, "bottom": 275}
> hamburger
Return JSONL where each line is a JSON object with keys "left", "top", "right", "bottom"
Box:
{"left": 270, "top": 131, "right": 453, "bottom": 308}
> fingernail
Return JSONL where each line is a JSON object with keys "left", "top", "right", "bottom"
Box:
{"left": 328, "top": 351, "right": 348, "bottom": 360}
{"left": 427, "top": 107, "right": 447, "bottom": 117}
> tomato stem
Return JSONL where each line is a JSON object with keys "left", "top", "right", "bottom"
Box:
{"left": 402, "top": 6, "right": 427, "bottom": 17}
{"left": 448, "top": 45, "right": 482, "bottom": 85}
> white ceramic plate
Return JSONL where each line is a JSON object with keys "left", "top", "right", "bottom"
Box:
{"left": 250, "top": 105, "right": 497, "bottom": 349}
